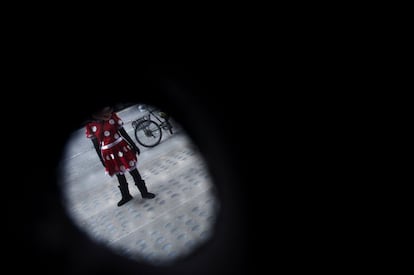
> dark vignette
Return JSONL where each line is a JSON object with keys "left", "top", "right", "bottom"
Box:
{"left": 9, "top": 64, "right": 255, "bottom": 274}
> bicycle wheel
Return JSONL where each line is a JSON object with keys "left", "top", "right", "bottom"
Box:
{"left": 134, "top": 120, "right": 162, "bottom": 147}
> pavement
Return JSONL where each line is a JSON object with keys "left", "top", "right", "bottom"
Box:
{"left": 58, "top": 104, "right": 220, "bottom": 266}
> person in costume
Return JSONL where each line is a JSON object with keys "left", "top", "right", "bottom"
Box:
{"left": 85, "top": 106, "right": 155, "bottom": 206}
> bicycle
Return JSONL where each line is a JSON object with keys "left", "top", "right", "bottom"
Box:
{"left": 131, "top": 105, "right": 174, "bottom": 148}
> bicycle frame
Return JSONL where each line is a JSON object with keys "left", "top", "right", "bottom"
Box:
{"left": 147, "top": 109, "right": 171, "bottom": 130}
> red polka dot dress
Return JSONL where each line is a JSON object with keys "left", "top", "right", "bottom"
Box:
{"left": 85, "top": 112, "right": 138, "bottom": 176}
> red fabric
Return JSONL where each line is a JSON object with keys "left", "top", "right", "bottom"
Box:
{"left": 85, "top": 112, "right": 137, "bottom": 176}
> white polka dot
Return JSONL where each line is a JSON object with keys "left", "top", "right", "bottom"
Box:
{"left": 127, "top": 145, "right": 131, "bottom": 149}
{"left": 129, "top": 161, "right": 135, "bottom": 166}
{"left": 109, "top": 119, "right": 115, "bottom": 125}
{"left": 106, "top": 156, "right": 110, "bottom": 160}
{"left": 118, "top": 120, "right": 123, "bottom": 125}
{"left": 123, "top": 146, "right": 128, "bottom": 152}
{"left": 118, "top": 151, "right": 123, "bottom": 157}
{"left": 110, "top": 154, "right": 114, "bottom": 159}
{"left": 114, "top": 133, "right": 119, "bottom": 139}
{"left": 104, "top": 131, "right": 110, "bottom": 137}
{"left": 92, "top": 126, "right": 97, "bottom": 132}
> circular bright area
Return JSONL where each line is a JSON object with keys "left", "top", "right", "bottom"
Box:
{"left": 58, "top": 103, "right": 220, "bottom": 265}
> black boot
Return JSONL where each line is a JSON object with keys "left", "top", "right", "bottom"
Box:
{"left": 130, "top": 169, "right": 155, "bottom": 199}
{"left": 116, "top": 175, "right": 133, "bottom": 206}
{"left": 135, "top": 180, "right": 156, "bottom": 199}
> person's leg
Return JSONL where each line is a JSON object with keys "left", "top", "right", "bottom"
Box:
{"left": 116, "top": 174, "right": 133, "bottom": 206}
{"left": 130, "top": 168, "right": 155, "bottom": 199}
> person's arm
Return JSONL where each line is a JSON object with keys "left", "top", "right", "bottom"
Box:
{"left": 91, "top": 137, "right": 105, "bottom": 166}
{"left": 118, "top": 127, "right": 140, "bottom": 155}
